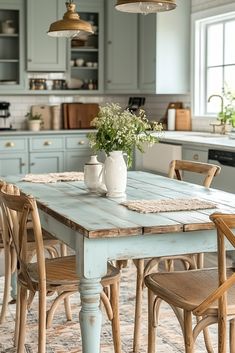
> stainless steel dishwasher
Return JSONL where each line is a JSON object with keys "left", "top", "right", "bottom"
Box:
{"left": 208, "top": 149, "right": 235, "bottom": 193}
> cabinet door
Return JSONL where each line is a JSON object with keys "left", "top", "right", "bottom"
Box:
{"left": 182, "top": 146, "right": 209, "bottom": 185}
{"left": 139, "top": 14, "right": 156, "bottom": 93}
{"left": 156, "top": 0, "right": 190, "bottom": 94}
{"left": 65, "top": 151, "right": 91, "bottom": 172}
{"left": 0, "top": 153, "right": 27, "bottom": 176}
{"left": 26, "top": 0, "right": 66, "bottom": 71}
{"left": 30, "top": 152, "right": 64, "bottom": 173}
{"left": 105, "top": 0, "right": 138, "bottom": 92}
{"left": 0, "top": 0, "right": 25, "bottom": 90}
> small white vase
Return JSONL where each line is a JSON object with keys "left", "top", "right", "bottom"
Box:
{"left": 84, "top": 155, "right": 105, "bottom": 193}
{"left": 104, "top": 151, "right": 127, "bottom": 198}
{"left": 28, "top": 120, "right": 41, "bottom": 131}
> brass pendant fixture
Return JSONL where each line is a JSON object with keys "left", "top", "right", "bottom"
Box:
{"left": 47, "top": 1, "right": 93, "bottom": 38}
{"left": 115, "top": 0, "right": 176, "bottom": 14}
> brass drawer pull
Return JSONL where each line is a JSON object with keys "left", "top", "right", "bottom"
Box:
{"left": 78, "top": 140, "right": 85, "bottom": 145}
{"left": 5, "top": 142, "right": 15, "bottom": 148}
{"left": 44, "top": 141, "right": 52, "bottom": 146}
{"left": 193, "top": 154, "right": 199, "bottom": 161}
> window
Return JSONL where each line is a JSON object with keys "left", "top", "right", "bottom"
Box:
{"left": 192, "top": 5, "right": 235, "bottom": 117}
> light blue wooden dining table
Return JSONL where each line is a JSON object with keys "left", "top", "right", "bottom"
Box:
{"left": 4, "top": 171, "right": 235, "bottom": 353}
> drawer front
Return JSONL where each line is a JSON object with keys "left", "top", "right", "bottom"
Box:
{"left": 30, "top": 137, "right": 64, "bottom": 151}
{"left": 65, "top": 136, "right": 90, "bottom": 149}
{"left": 0, "top": 138, "right": 27, "bottom": 152}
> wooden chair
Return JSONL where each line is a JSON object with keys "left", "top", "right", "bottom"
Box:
{"left": 0, "top": 183, "right": 121, "bottom": 353}
{"left": 0, "top": 181, "right": 70, "bottom": 325}
{"left": 145, "top": 212, "right": 235, "bottom": 353}
{"left": 133, "top": 160, "right": 221, "bottom": 353}
{"left": 168, "top": 160, "right": 221, "bottom": 189}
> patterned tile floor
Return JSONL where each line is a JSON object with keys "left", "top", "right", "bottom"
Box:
{"left": 0, "top": 261, "right": 220, "bottom": 353}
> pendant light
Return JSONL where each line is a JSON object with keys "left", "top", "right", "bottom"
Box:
{"left": 115, "top": 0, "right": 176, "bottom": 14}
{"left": 47, "top": 1, "right": 93, "bottom": 38}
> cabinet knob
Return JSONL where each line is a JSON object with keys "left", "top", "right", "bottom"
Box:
{"left": 78, "top": 140, "right": 85, "bottom": 145}
{"left": 30, "top": 162, "right": 35, "bottom": 166}
{"left": 44, "top": 141, "right": 52, "bottom": 146}
{"left": 193, "top": 154, "right": 199, "bottom": 161}
{"left": 28, "top": 59, "right": 32, "bottom": 62}
{"left": 107, "top": 80, "right": 112, "bottom": 84}
{"left": 5, "top": 142, "right": 15, "bottom": 148}
{"left": 107, "top": 40, "right": 112, "bottom": 45}
{"left": 20, "top": 162, "right": 26, "bottom": 167}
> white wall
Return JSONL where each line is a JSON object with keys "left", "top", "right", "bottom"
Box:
{"left": 192, "top": 0, "right": 235, "bottom": 13}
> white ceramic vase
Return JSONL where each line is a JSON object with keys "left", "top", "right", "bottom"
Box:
{"left": 28, "top": 120, "right": 41, "bottom": 131}
{"left": 103, "top": 151, "right": 127, "bottom": 198}
{"left": 84, "top": 155, "right": 105, "bottom": 193}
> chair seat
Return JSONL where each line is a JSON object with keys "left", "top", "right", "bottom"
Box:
{"left": 19, "top": 255, "right": 120, "bottom": 291}
{"left": 145, "top": 267, "right": 235, "bottom": 315}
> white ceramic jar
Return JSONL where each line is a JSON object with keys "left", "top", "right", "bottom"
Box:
{"left": 84, "top": 155, "right": 104, "bottom": 193}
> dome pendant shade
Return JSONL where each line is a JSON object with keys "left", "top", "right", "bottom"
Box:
{"left": 115, "top": 0, "right": 176, "bottom": 14}
{"left": 47, "top": 1, "right": 93, "bottom": 38}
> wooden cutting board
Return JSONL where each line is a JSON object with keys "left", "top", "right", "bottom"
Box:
{"left": 62, "top": 103, "right": 99, "bottom": 129}
{"left": 175, "top": 109, "right": 191, "bottom": 131}
{"left": 31, "top": 105, "right": 52, "bottom": 130}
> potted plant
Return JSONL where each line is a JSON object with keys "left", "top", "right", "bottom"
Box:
{"left": 25, "top": 112, "right": 42, "bottom": 131}
{"left": 87, "top": 103, "right": 163, "bottom": 197}
{"left": 217, "top": 89, "right": 235, "bottom": 133}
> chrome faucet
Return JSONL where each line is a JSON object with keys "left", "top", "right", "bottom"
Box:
{"left": 207, "top": 94, "right": 224, "bottom": 113}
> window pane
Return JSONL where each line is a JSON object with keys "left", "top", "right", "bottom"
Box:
{"left": 207, "top": 23, "right": 223, "bottom": 67}
{"left": 224, "top": 65, "right": 235, "bottom": 93}
{"left": 225, "top": 20, "right": 235, "bottom": 65}
{"left": 207, "top": 67, "right": 223, "bottom": 113}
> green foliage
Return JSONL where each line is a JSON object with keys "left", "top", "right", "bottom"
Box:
{"left": 25, "top": 112, "right": 42, "bottom": 121}
{"left": 87, "top": 103, "right": 163, "bottom": 168}
{"left": 217, "top": 89, "right": 235, "bottom": 128}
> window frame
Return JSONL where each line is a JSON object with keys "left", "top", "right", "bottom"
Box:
{"left": 191, "top": 3, "right": 235, "bottom": 119}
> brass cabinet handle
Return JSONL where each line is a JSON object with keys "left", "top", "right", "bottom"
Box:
{"left": 193, "top": 153, "right": 199, "bottom": 161}
{"left": 44, "top": 141, "right": 52, "bottom": 146}
{"left": 5, "top": 142, "right": 15, "bottom": 148}
{"left": 78, "top": 140, "right": 85, "bottom": 145}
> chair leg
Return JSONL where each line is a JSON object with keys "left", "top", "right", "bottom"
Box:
{"left": 110, "top": 281, "right": 121, "bottom": 353}
{"left": 14, "top": 282, "right": 21, "bottom": 347}
{"left": 38, "top": 289, "right": 47, "bottom": 353}
{"left": 17, "top": 286, "right": 28, "bottom": 353}
{"left": 147, "top": 288, "right": 156, "bottom": 353}
{"left": 230, "top": 319, "right": 235, "bottom": 353}
{"left": 183, "top": 310, "right": 194, "bottom": 353}
{"left": 0, "top": 243, "right": 11, "bottom": 323}
{"left": 133, "top": 259, "right": 145, "bottom": 353}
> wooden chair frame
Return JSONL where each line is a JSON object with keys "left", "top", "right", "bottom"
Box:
{"left": 145, "top": 212, "right": 235, "bottom": 353}
{"left": 0, "top": 183, "right": 121, "bottom": 353}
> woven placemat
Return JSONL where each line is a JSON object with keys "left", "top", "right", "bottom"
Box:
{"left": 121, "top": 198, "right": 217, "bottom": 214}
{"left": 22, "top": 172, "right": 84, "bottom": 183}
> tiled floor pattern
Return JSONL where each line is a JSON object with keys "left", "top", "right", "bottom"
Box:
{"left": 0, "top": 261, "right": 220, "bottom": 353}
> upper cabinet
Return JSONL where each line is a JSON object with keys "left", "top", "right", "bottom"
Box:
{"left": 69, "top": 0, "right": 104, "bottom": 93}
{"left": 26, "top": 0, "right": 66, "bottom": 72}
{"left": 155, "top": 0, "right": 190, "bottom": 94}
{"left": 0, "top": 0, "right": 25, "bottom": 90}
{"left": 105, "top": 0, "right": 138, "bottom": 93}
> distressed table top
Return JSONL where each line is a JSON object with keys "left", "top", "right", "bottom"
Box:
{"left": 4, "top": 171, "right": 235, "bottom": 239}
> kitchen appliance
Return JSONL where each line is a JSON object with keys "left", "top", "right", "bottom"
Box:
{"left": 127, "top": 97, "right": 145, "bottom": 114}
{"left": 208, "top": 149, "right": 235, "bottom": 193}
{"left": 0, "top": 101, "right": 12, "bottom": 130}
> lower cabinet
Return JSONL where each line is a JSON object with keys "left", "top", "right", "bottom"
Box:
{"left": 29, "top": 152, "right": 64, "bottom": 173}
{"left": 182, "top": 145, "right": 209, "bottom": 185}
{"left": 0, "top": 132, "right": 92, "bottom": 177}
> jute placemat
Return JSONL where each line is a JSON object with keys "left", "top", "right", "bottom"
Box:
{"left": 22, "top": 172, "right": 84, "bottom": 183}
{"left": 121, "top": 198, "right": 217, "bottom": 214}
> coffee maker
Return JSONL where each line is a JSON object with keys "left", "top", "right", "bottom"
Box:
{"left": 0, "top": 101, "right": 12, "bottom": 130}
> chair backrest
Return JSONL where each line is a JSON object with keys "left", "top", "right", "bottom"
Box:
{"left": 168, "top": 160, "right": 221, "bottom": 187}
{"left": 0, "top": 183, "right": 46, "bottom": 294}
{"left": 193, "top": 213, "right": 235, "bottom": 351}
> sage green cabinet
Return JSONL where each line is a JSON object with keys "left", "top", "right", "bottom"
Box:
{"left": 0, "top": 137, "right": 28, "bottom": 176}
{"left": 26, "top": 0, "right": 66, "bottom": 71}
{"left": 105, "top": 0, "right": 138, "bottom": 93}
{"left": 0, "top": 0, "right": 25, "bottom": 90}
{"left": 64, "top": 135, "right": 92, "bottom": 171}
{"left": 29, "top": 152, "right": 64, "bottom": 173}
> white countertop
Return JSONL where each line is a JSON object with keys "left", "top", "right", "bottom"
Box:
{"left": 158, "top": 131, "right": 235, "bottom": 151}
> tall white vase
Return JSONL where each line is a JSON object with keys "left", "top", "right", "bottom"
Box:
{"left": 104, "top": 151, "right": 127, "bottom": 197}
